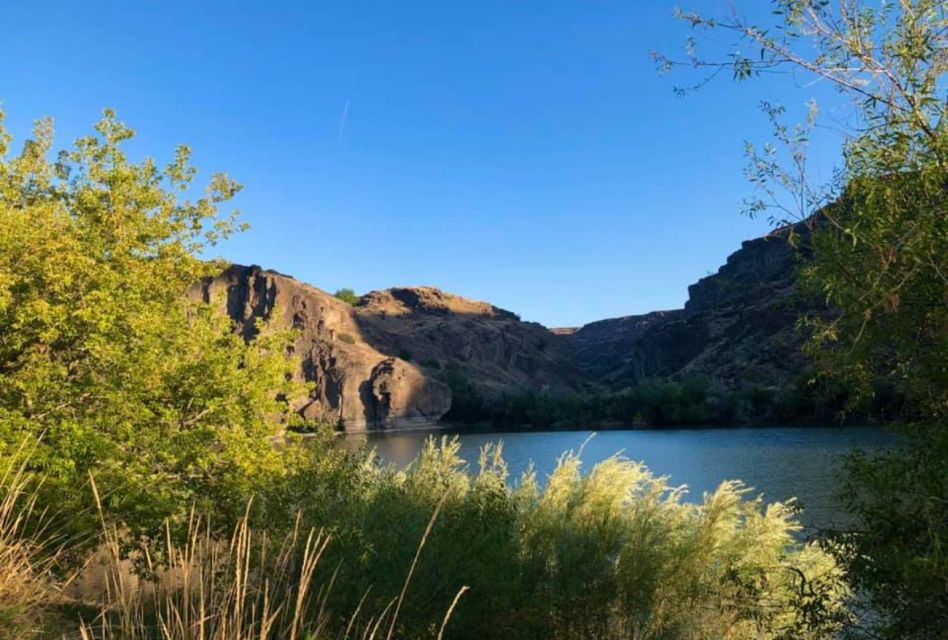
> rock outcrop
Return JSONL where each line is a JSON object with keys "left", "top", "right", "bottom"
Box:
{"left": 196, "top": 222, "right": 817, "bottom": 429}
{"left": 198, "top": 265, "right": 579, "bottom": 431}
{"left": 354, "top": 286, "right": 580, "bottom": 398}
{"left": 561, "top": 224, "right": 816, "bottom": 390}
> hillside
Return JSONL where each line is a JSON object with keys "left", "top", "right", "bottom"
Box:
{"left": 197, "top": 265, "right": 580, "bottom": 431}
{"left": 198, "top": 224, "right": 817, "bottom": 430}
{"left": 560, "top": 223, "right": 816, "bottom": 390}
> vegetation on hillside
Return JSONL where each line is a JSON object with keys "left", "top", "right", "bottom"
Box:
{"left": 444, "top": 366, "right": 892, "bottom": 428}
{"left": 334, "top": 287, "right": 362, "bottom": 306}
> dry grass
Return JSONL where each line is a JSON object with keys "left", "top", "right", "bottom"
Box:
{"left": 0, "top": 441, "right": 63, "bottom": 639}
{"left": 0, "top": 438, "right": 466, "bottom": 640}
{"left": 73, "top": 479, "right": 464, "bottom": 640}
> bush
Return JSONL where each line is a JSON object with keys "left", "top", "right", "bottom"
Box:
{"left": 2, "top": 422, "right": 850, "bottom": 638}
{"left": 334, "top": 288, "right": 361, "bottom": 306}
{"left": 0, "top": 111, "right": 301, "bottom": 548}
{"left": 266, "top": 436, "right": 852, "bottom": 638}
{"left": 827, "top": 424, "right": 948, "bottom": 638}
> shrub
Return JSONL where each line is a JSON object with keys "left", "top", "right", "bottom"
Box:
{"left": 273, "top": 436, "right": 850, "bottom": 639}
{"left": 79, "top": 503, "right": 457, "bottom": 640}
{"left": 0, "top": 111, "right": 303, "bottom": 547}
{"left": 442, "top": 365, "right": 488, "bottom": 422}
{"left": 2, "top": 430, "right": 849, "bottom": 639}
{"left": 334, "top": 288, "right": 361, "bottom": 306}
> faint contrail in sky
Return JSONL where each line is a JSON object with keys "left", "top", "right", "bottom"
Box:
{"left": 338, "top": 99, "right": 350, "bottom": 140}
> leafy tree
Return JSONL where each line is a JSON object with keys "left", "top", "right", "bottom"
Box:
{"left": 660, "top": 1, "right": 946, "bottom": 635}
{"left": 333, "top": 287, "right": 361, "bottom": 305}
{"left": 0, "top": 110, "right": 303, "bottom": 545}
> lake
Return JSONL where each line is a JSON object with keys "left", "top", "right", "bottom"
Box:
{"left": 347, "top": 425, "right": 896, "bottom": 532}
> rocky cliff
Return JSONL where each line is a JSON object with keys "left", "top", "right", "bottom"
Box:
{"left": 561, "top": 224, "right": 815, "bottom": 390}
{"left": 198, "top": 265, "right": 579, "bottom": 431}
{"left": 198, "top": 223, "right": 814, "bottom": 429}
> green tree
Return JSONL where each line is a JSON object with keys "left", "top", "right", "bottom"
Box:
{"left": 333, "top": 287, "right": 361, "bottom": 305}
{"left": 660, "top": 2, "right": 947, "bottom": 636}
{"left": 0, "top": 110, "right": 303, "bottom": 544}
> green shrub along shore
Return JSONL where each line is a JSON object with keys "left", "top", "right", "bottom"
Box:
{"left": 443, "top": 366, "right": 903, "bottom": 429}
{"left": 2, "top": 432, "right": 850, "bottom": 639}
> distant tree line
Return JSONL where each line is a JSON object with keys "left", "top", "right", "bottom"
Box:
{"left": 442, "top": 365, "right": 904, "bottom": 429}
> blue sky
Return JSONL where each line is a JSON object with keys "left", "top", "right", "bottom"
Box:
{"left": 2, "top": 1, "right": 847, "bottom": 327}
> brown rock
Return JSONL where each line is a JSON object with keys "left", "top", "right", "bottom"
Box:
{"left": 559, "top": 222, "right": 819, "bottom": 390}
{"left": 197, "top": 265, "right": 451, "bottom": 432}
{"left": 197, "top": 265, "right": 579, "bottom": 430}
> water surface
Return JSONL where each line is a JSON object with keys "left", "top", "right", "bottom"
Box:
{"left": 348, "top": 425, "right": 895, "bottom": 531}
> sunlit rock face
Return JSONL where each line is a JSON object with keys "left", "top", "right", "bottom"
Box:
{"left": 197, "top": 265, "right": 579, "bottom": 431}
{"left": 561, "top": 223, "right": 818, "bottom": 390}
{"left": 197, "top": 222, "right": 818, "bottom": 429}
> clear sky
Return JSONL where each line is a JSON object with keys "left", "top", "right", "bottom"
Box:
{"left": 2, "top": 1, "right": 847, "bottom": 327}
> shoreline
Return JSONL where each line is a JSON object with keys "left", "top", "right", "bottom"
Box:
{"left": 327, "top": 418, "right": 886, "bottom": 439}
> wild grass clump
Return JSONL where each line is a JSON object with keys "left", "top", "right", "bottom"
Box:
{"left": 78, "top": 509, "right": 369, "bottom": 640}
{"left": 275, "top": 435, "right": 852, "bottom": 639}
{"left": 2, "top": 433, "right": 850, "bottom": 639}
{"left": 0, "top": 442, "right": 62, "bottom": 639}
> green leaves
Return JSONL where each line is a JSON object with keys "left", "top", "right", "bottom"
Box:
{"left": 0, "top": 109, "right": 302, "bottom": 544}
{"left": 664, "top": 3, "right": 947, "bottom": 635}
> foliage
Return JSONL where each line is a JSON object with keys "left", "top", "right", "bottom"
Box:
{"left": 80, "top": 497, "right": 451, "bottom": 640}
{"left": 442, "top": 364, "right": 489, "bottom": 422}
{"left": 827, "top": 423, "right": 948, "bottom": 639}
{"left": 802, "top": 172, "right": 947, "bottom": 423}
{"left": 234, "top": 434, "right": 852, "bottom": 639}
{"left": 0, "top": 438, "right": 461, "bottom": 640}
{"left": 0, "top": 110, "right": 303, "bottom": 545}
{"left": 662, "top": 1, "right": 947, "bottom": 635}
{"left": 0, "top": 432, "right": 851, "bottom": 639}
{"left": 659, "top": 0, "right": 947, "bottom": 419}
{"left": 445, "top": 370, "right": 866, "bottom": 428}
{"left": 0, "top": 106, "right": 869, "bottom": 638}
{"left": 334, "top": 287, "right": 362, "bottom": 306}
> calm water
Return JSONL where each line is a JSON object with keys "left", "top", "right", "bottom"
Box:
{"left": 347, "top": 425, "right": 896, "bottom": 531}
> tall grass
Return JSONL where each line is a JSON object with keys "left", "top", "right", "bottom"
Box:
{"left": 277, "top": 436, "right": 852, "bottom": 638}
{"left": 2, "top": 434, "right": 851, "bottom": 639}
{"left": 0, "top": 441, "right": 62, "bottom": 639}
{"left": 75, "top": 483, "right": 465, "bottom": 640}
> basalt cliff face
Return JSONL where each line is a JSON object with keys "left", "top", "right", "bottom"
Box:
{"left": 198, "top": 265, "right": 580, "bottom": 431}
{"left": 202, "top": 225, "right": 811, "bottom": 430}
{"left": 559, "top": 224, "right": 815, "bottom": 390}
